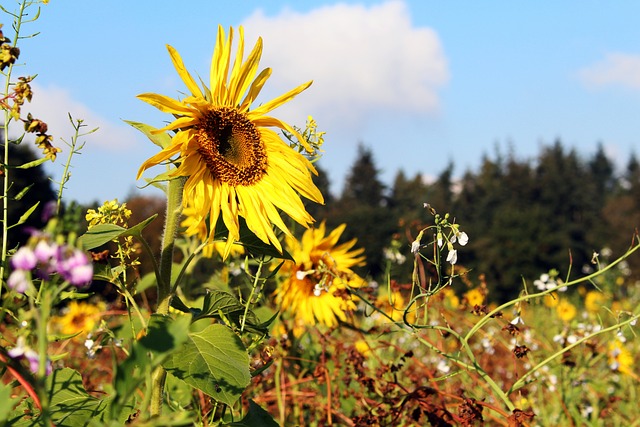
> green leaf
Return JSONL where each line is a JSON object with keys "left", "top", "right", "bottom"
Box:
{"left": 0, "top": 381, "right": 21, "bottom": 423}
{"left": 48, "top": 368, "right": 107, "bottom": 421}
{"left": 78, "top": 214, "right": 159, "bottom": 251}
{"left": 163, "top": 323, "right": 251, "bottom": 406}
{"left": 227, "top": 400, "right": 279, "bottom": 427}
{"left": 192, "top": 290, "right": 266, "bottom": 335}
{"left": 111, "top": 314, "right": 191, "bottom": 418}
{"left": 9, "top": 368, "right": 113, "bottom": 426}
{"left": 8, "top": 201, "right": 39, "bottom": 230}
{"left": 121, "top": 214, "right": 158, "bottom": 238}
{"left": 78, "top": 223, "right": 126, "bottom": 251}
{"left": 124, "top": 120, "right": 172, "bottom": 148}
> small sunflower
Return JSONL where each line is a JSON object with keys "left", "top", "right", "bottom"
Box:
{"left": 275, "top": 221, "right": 366, "bottom": 328}
{"left": 137, "top": 26, "right": 323, "bottom": 257}
{"left": 55, "top": 301, "right": 103, "bottom": 337}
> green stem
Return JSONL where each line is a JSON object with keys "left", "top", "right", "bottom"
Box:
{"left": 149, "top": 176, "right": 184, "bottom": 417}
{"left": 35, "top": 285, "right": 51, "bottom": 423}
{"left": 241, "top": 258, "right": 264, "bottom": 332}
{"left": 0, "top": 1, "right": 27, "bottom": 298}
{"left": 156, "top": 177, "right": 184, "bottom": 315}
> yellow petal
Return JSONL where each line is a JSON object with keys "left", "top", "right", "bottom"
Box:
{"left": 167, "top": 45, "right": 204, "bottom": 99}
{"left": 240, "top": 68, "right": 271, "bottom": 111}
{"left": 229, "top": 38, "right": 265, "bottom": 107}
{"left": 252, "top": 114, "right": 313, "bottom": 152}
{"left": 137, "top": 93, "right": 195, "bottom": 115}
{"left": 210, "top": 25, "right": 232, "bottom": 104}
{"left": 137, "top": 143, "right": 182, "bottom": 178}
{"left": 250, "top": 80, "right": 312, "bottom": 116}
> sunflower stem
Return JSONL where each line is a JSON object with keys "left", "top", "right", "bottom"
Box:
{"left": 150, "top": 176, "right": 184, "bottom": 417}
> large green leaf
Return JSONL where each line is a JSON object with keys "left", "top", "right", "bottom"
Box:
{"left": 47, "top": 368, "right": 109, "bottom": 425}
{"left": 78, "top": 223, "right": 126, "bottom": 251}
{"left": 163, "top": 323, "right": 250, "bottom": 406}
{"left": 78, "top": 214, "right": 157, "bottom": 251}
{"left": 227, "top": 400, "right": 279, "bottom": 427}
{"left": 7, "top": 368, "right": 111, "bottom": 426}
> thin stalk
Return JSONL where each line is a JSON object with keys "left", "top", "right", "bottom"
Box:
{"left": 55, "top": 116, "right": 93, "bottom": 215}
{"left": 0, "top": 1, "right": 27, "bottom": 297}
{"left": 34, "top": 285, "right": 51, "bottom": 423}
{"left": 149, "top": 176, "right": 184, "bottom": 417}
{"left": 240, "top": 258, "right": 264, "bottom": 332}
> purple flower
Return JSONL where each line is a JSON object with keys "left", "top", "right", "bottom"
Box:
{"left": 56, "top": 249, "right": 93, "bottom": 287}
{"left": 7, "top": 269, "right": 30, "bottom": 293}
{"left": 11, "top": 247, "right": 37, "bottom": 270}
{"left": 34, "top": 240, "right": 57, "bottom": 263}
{"left": 8, "top": 338, "right": 52, "bottom": 375}
{"left": 68, "top": 264, "right": 93, "bottom": 287}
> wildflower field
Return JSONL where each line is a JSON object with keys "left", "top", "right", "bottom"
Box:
{"left": 1, "top": 2, "right": 640, "bottom": 426}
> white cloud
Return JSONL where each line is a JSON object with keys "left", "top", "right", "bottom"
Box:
{"left": 579, "top": 53, "right": 640, "bottom": 90}
{"left": 241, "top": 0, "right": 449, "bottom": 130}
{"left": 16, "top": 83, "right": 140, "bottom": 151}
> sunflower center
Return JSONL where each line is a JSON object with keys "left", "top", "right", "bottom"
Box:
{"left": 196, "top": 107, "right": 267, "bottom": 186}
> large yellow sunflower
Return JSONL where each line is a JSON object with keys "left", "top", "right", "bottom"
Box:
{"left": 136, "top": 26, "right": 323, "bottom": 257}
{"left": 275, "top": 221, "right": 367, "bottom": 329}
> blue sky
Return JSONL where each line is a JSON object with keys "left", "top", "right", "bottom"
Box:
{"left": 8, "top": 0, "right": 640, "bottom": 204}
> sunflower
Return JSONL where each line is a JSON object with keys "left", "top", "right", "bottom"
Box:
{"left": 275, "top": 221, "right": 366, "bottom": 329}
{"left": 55, "top": 300, "right": 103, "bottom": 337}
{"left": 136, "top": 26, "right": 323, "bottom": 258}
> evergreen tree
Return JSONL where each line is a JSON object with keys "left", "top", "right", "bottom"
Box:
{"left": 1, "top": 142, "right": 56, "bottom": 249}
{"left": 389, "top": 169, "right": 429, "bottom": 228}
{"left": 340, "top": 144, "right": 385, "bottom": 206}
{"left": 330, "top": 144, "right": 395, "bottom": 277}
{"left": 602, "top": 153, "right": 640, "bottom": 280}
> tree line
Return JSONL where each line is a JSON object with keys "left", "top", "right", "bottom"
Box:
{"left": 309, "top": 141, "right": 640, "bottom": 301}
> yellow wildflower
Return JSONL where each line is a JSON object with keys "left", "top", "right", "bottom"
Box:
{"left": 556, "top": 299, "right": 577, "bottom": 323}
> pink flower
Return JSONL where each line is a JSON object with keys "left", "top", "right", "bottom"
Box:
{"left": 7, "top": 269, "right": 30, "bottom": 293}
{"left": 11, "top": 247, "right": 37, "bottom": 270}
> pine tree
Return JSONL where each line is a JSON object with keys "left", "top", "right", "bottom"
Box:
{"left": 330, "top": 144, "right": 395, "bottom": 277}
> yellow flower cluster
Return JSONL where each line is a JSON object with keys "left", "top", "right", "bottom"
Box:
{"left": 85, "top": 199, "right": 139, "bottom": 267}
{"left": 85, "top": 199, "right": 132, "bottom": 228}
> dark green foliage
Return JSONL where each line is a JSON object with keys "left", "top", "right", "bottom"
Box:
{"left": 329, "top": 144, "right": 396, "bottom": 277}
{"left": 1, "top": 141, "right": 56, "bottom": 249}
{"left": 325, "top": 138, "right": 638, "bottom": 302}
